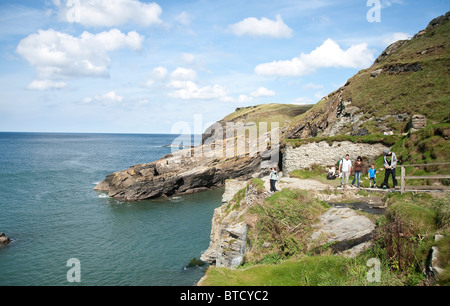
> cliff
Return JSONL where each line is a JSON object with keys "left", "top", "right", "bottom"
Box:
{"left": 95, "top": 12, "right": 450, "bottom": 201}
{"left": 285, "top": 12, "right": 450, "bottom": 139}
{"left": 199, "top": 178, "right": 382, "bottom": 270}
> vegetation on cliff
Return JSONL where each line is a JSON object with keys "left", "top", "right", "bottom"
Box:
{"left": 200, "top": 190, "right": 449, "bottom": 286}
{"left": 285, "top": 13, "right": 449, "bottom": 139}
{"left": 199, "top": 13, "right": 450, "bottom": 286}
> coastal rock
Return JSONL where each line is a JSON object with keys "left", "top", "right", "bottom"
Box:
{"left": 221, "top": 179, "right": 248, "bottom": 204}
{"left": 0, "top": 233, "right": 11, "bottom": 245}
{"left": 95, "top": 146, "right": 266, "bottom": 201}
{"left": 311, "top": 207, "right": 376, "bottom": 258}
{"left": 200, "top": 179, "right": 267, "bottom": 268}
{"left": 96, "top": 127, "right": 280, "bottom": 201}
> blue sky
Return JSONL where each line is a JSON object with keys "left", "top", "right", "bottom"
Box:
{"left": 0, "top": 0, "right": 448, "bottom": 133}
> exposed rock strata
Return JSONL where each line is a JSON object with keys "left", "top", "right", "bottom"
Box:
{"left": 95, "top": 133, "right": 277, "bottom": 201}
{"left": 200, "top": 180, "right": 267, "bottom": 268}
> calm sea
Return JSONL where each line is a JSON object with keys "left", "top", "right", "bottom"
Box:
{"left": 0, "top": 132, "right": 223, "bottom": 286}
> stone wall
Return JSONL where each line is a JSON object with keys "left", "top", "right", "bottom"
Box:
{"left": 283, "top": 141, "right": 389, "bottom": 175}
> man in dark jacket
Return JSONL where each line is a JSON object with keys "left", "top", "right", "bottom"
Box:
{"left": 382, "top": 149, "right": 398, "bottom": 189}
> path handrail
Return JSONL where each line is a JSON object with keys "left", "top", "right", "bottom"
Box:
{"left": 399, "top": 162, "right": 450, "bottom": 193}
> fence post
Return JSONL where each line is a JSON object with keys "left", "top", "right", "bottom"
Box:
{"left": 401, "top": 166, "right": 406, "bottom": 194}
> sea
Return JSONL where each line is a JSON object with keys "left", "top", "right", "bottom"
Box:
{"left": 0, "top": 132, "right": 223, "bottom": 286}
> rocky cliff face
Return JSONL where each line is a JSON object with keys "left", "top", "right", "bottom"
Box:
{"left": 285, "top": 12, "right": 449, "bottom": 139}
{"left": 200, "top": 179, "right": 266, "bottom": 268}
{"left": 201, "top": 178, "right": 381, "bottom": 269}
{"left": 95, "top": 131, "right": 278, "bottom": 201}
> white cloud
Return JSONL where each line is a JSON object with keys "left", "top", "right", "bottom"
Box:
{"left": 292, "top": 97, "right": 314, "bottom": 105}
{"left": 83, "top": 91, "right": 124, "bottom": 105}
{"left": 229, "top": 14, "right": 293, "bottom": 38}
{"left": 16, "top": 29, "right": 144, "bottom": 87}
{"left": 255, "top": 39, "right": 375, "bottom": 76}
{"left": 250, "top": 87, "right": 276, "bottom": 97}
{"left": 175, "top": 11, "right": 192, "bottom": 26}
{"left": 168, "top": 81, "right": 228, "bottom": 100}
{"left": 303, "top": 83, "right": 324, "bottom": 90}
{"left": 170, "top": 67, "right": 197, "bottom": 81}
{"left": 27, "top": 80, "right": 67, "bottom": 90}
{"left": 238, "top": 95, "right": 254, "bottom": 103}
{"left": 381, "top": 32, "right": 411, "bottom": 46}
{"left": 56, "top": 0, "right": 162, "bottom": 27}
{"left": 179, "top": 53, "right": 195, "bottom": 65}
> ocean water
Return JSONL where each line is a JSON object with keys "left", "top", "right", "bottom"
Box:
{"left": 0, "top": 132, "right": 223, "bottom": 286}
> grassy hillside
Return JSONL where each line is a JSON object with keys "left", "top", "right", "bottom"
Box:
{"left": 286, "top": 14, "right": 450, "bottom": 138}
{"left": 202, "top": 103, "right": 313, "bottom": 143}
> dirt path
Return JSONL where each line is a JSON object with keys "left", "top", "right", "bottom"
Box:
{"left": 263, "top": 174, "right": 331, "bottom": 192}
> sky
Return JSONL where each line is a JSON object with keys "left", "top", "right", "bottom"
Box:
{"left": 0, "top": 0, "right": 448, "bottom": 134}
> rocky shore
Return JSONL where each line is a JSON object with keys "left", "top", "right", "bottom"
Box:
{"left": 95, "top": 131, "right": 279, "bottom": 201}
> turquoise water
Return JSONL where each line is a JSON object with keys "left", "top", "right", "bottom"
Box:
{"left": 0, "top": 133, "right": 222, "bottom": 286}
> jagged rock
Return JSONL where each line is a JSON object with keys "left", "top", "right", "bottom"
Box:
{"left": 385, "top": 63, "right": 422, "bottom": 74}
{"left": 311, "top": 207, "right": 376, "bottom": 258}
{"left": 371, "top": 68, "right": 383, "bottom": 78}
{"left": 201, "top": 179, "right": 267, "bottom": 268}
{"left": 222, "top": 179, "right": 248, "bottom": 204}
{"left": 351, "top": 128, "right": 370, "bottom": 136}
{"left": 375, "top": 40, "right": 409, "bottom": 64}
{"left": 0, "top": 233, "right": 10, "bottom": 245}
{"left": 409, "top": 114, "right": 427, "bottom": 132}
{"left": 95, "top": 143, "right": 267, "bottom": 201}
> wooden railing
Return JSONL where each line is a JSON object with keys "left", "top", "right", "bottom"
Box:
{"left": 400, "top": 163, "right": 450, "bottom": 193}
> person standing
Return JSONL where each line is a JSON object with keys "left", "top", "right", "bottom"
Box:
{"left": 269, "top": 167, "right": 279, "bottom": 192}
{"left": 351, "top": 156, "right": 364, "bottom": 188}
{"left": 339, "top": 154, "right": 352, "bottom": 189}
{"left": 382, "top": 149, "right": 398, "bottom": 189}
{"left": 368, "top": 164, "right": 377, "bottom": 188}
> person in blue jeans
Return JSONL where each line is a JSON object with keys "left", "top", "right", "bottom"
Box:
{"left": 269, "top": 167, "right": 279, "bottom": 192}
{"left": 368, "top": 164, "right": 377, "bottom": 188}
{"left": 351, "top": 156, "right": 363, "bottom": 188}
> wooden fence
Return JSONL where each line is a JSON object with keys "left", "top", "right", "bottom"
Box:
{"left": 400, "top": 163, "right": 450, "bottom": 193}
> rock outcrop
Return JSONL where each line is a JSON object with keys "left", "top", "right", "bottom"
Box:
{"left": 0, "top": 233, "right": 10, "bottom": 245}
{"left": 95, "top": 130, "right": 278, "bottom": 201}
{"left": 285, "top": 12, "right": 449, "bottom": 139}
{"left": 200, "top": 179, "right": 267, "bottom": 268}
{"left": 310, "top": 206, "right": 376, "bottom": 258}
{"left": 201, "top": 177, "right": 382, "bottom": 268}
{"left": 409, "top": 114, "right": 427, "bottom": 132}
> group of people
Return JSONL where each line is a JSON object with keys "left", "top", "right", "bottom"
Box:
{"left": 268, "top": 148, "right": 398, "bottom": 193}
{"left": 336, "top": 148, "right": 398, "bottom": 189}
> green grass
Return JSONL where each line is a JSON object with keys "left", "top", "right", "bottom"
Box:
{"left": 245, "top": 189, "right": 329, "bottom": 263}
{"left": 200, "top": 255, "right": 404, "bottom": 286}
{"left": 287, "top": 17, "right": 450, "bottom": 137}
{"left": 285, "top": 134, "right": 400, "bottom": 149}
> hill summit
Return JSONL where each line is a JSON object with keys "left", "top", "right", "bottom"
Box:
{"left": 284, "top": 12, "right": 449, "bottom": 139}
